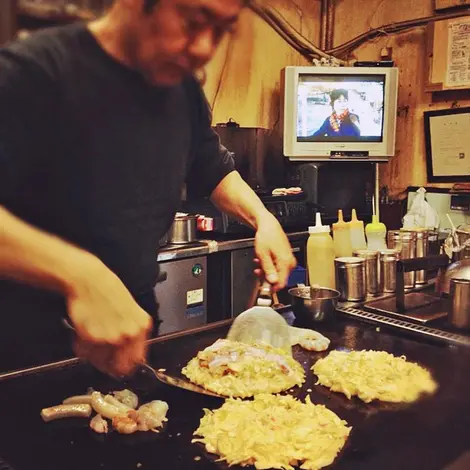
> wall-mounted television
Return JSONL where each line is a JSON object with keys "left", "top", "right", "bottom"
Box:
{"left": 282, "top": 66, "right": 399, "bottom": 162}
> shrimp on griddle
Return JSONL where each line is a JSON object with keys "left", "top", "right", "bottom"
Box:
{"left": 90, "top": 414, "right": 109, "bottom": 434}
{"left": 136, "top": 400, "right": 169, "bottom": 432}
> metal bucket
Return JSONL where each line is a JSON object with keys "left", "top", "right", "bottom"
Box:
{"left": 167, "top": 214, "right": 198, "bottom": 244}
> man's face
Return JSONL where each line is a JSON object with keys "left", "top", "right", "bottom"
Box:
{"left": 332, "top": 95, "right": 348, "bottom": 115}
{"left": 127, "top": 0, "right": 243, "bottom": 85}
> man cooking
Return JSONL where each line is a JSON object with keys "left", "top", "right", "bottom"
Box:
{"left": 0, "top": 0, "right": 296, "bottom": 376}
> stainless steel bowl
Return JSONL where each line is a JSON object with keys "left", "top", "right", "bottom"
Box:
{"left": 288, "top": 286, "right": 340, "bottom": 325}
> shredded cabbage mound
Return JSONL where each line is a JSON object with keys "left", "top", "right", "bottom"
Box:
{"left": 312, "top": 350, "right": 438, "bottom": 403}
{"left": 193, "top": 394, "right": 351, "bottom": 470}
{"left": 182, "top": 339, "right": 305, "bottom": 398}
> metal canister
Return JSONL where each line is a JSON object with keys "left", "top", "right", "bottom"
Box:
{"left": 428, "top": 230, "right": 439, "bottom": 255}
{"left": 399, "top": 230, "right": 417, "bottom": 289}
{"left": 387, "top": 230, "right": 402, "bottom": 251}
{"left": 353, "top": 250, "right": 381, "bottom": 296}
{"left": 449, "top": 279, "right": 470, "bottom": 329}
{"left": 415, "top": 230, "right": 430, "bottom": 285}
{"left": 334, "top": 257, "right": 367, "bottom": 302}
{"left": 379, "top": 249, "right": 399, "bottom": 293}
{"left": 167, "top": 214, "right": 198, "bottom": 244}
{"left": 455, "top": 224, "right": 470, "bottom": 261}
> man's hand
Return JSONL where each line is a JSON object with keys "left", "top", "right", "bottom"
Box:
{"left": 0, "top": 206, "right": 152, "bottom": 377}
{"left": 253, "top": 215, "right": 297, "bottom": 291}
{"left": 68, "top": 258, "right": 152, "bottom": 377}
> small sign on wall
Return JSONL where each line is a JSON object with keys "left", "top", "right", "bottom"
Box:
{"left": 445, "top": 18, "right": 470, "bottom": 88}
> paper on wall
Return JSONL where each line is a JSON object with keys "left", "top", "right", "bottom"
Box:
{"left": 445, "top": 18, "right": 470, "bottom": 88}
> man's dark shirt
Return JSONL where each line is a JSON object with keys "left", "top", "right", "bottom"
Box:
{"left": 0, "top": 24, "right": 234, "bottom": 370}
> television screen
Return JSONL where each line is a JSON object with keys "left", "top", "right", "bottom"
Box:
{"left": 296, "top": 74, "right": 386, "bottom": 143}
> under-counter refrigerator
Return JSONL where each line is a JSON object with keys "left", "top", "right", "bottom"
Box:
{"left": 154, "top": 256, "right": 207, "bottom": 335}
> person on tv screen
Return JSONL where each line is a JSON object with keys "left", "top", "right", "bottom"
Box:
{"left": 311, "top": 89, "right": 360, "bottom": 137}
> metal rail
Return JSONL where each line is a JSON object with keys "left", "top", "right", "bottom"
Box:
{"left": 337, "top": 305, "right": 470, "bottom": 347}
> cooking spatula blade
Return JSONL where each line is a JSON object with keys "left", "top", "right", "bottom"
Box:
{"left": 135, "top": 363, "right": 224, "bottom": 398}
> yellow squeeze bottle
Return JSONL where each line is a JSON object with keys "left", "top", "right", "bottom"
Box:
{"left": 307, "top": 212, "right": 336, "bottom": 289}
{"left": 332, "top": 209, "right": 353, "bottom": 258}
{"left": 365, "top": 215, "right": 387, "bottom": 251}
{"left": 348, "top": 208, "right": 367, "bottom": 251}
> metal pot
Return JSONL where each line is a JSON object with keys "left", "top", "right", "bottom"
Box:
{"left": 449, "top": 278, "right": 470, "bottom": 329}
{"left": 440, "top": 259, "right": 470, "bottom": 296}
{"left": 167, "top": 214, "right": 198, "bottom": 244}
{"left": 288, "top": 286, "right": 340, "bottom": 325}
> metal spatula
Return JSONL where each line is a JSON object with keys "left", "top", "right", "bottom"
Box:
{"left": 227, "top": 281, "right": 292, "bottom": 355}
{"left": 134, "top": 363, "right": 224, "bottom": 398}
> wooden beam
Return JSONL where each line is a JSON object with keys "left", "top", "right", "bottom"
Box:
{"left": 0, "top": 0, "right": 17, "bottom": 45}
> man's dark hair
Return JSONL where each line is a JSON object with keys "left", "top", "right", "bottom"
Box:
{"left": 330, "top": 89, "right": 349, "bottom": 105}
{"left": 143, "top": 0, "right": 159, "bottom": 13}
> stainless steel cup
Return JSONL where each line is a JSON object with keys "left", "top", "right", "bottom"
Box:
{"left": 335, "top": 257, "right": 366, "bottom": 302}
{"left": 449, "top": 278, "right": 470, "bottom": 329}
{"left": 399, "top": 230, "right": 417, "bottom": 290}
{"left": 353, "top": 250, "right": 381, "bottom": 296}
{"left": 379, "top": 249, "right": 399, "bottom": 293}
{"left": 387, "top": 230, "right": 402, "bottom": 251}
{"left": 415, "top": 230, "right": 430, "bottom": 285}
{"left": 168, "top": 214, "right": 198, "bottom": 244}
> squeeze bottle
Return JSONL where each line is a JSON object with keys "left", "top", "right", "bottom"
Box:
{"left": 307, "top": 212, "right": 336, "bottom": 289}
{"left": 348, "top": 209, "right": 367, "bottom": 251}
{"left": 332, "top": 209, "right": 353, "bottom": 258}
{"left": 365, "top": 215, "right": 388, "bottom": 251}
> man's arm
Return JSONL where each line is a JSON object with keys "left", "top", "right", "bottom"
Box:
{"left": 0, "top": 207, "right": 152, "bottom": 375}
{"left": 210, "top": 171, "right": 296, "bottom": 290}
{"left": 186, "top": 80, "right": 296, "bottom": 289}
{"left": 0, "top": 205, "right": 94, "bottom": 293}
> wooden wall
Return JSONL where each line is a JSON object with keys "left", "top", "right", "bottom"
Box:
{"left": 334, "top": 0, "right": 470, "bottom": 198}
{"left": 203, "top": 0, "right": 322, "bottom": 129}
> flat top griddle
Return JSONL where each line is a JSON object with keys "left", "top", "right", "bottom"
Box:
{"left": 0, "top": 317, "right": 469, "bottom": 470}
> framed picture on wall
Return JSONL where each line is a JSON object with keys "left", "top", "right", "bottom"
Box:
{"left": 424, "top": 107, "right": 470, "bottom": 182}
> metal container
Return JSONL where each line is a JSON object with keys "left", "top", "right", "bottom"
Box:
{"left": 428, "top": 229, "right": 439, "bottom": 255}
{"left": 449, "top": 278, "right": 470, "bottom": 329}
{"left": 387, "top": 230, "right": 402, "bottom": 251}
{"left": 415, "top": 230, "right": 430, "bottom": 285}
{"left": 167, "top": 214, "right": 197, "bottom": 244}
{"left": 335, "top": 257, "right": 366, "bottom": 302}
{"left": 399, "top": 230, "right": 417, "bottom": 289}
{"left": 288, "top": 286, "right": 340, "bottom": 325}
{"left": 353, "top": 249, "right": 381, "bottom": 296}
{"left": 379, "top": 249, "right": 399, "bottom": 293}
{"left": 441, "top": 259, "right": 470, "bottom": 295}
{"left": 455, "top": 224, "right": 470, "bottom": 261}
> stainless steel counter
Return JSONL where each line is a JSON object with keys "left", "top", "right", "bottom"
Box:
{"left": 157, "top": 231, "right": 308, "bottom": 262}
